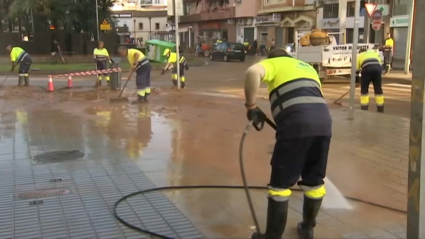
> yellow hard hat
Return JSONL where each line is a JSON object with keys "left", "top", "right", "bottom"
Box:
{"left": 163, "top": 49, "right": 171, "bottom": 56}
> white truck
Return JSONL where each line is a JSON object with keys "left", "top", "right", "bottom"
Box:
{"left": 285, "top": 31, "right": 384, "bottom": 82}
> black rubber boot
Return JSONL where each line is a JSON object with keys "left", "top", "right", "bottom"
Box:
{"left": 132, "top": 95, "right": 145, "bottom": 104}
{"left": 360, "top": 105, "right": 368, "bottom": 111}
{"left": 181, "top": 81, "right": 186, "bottom": 89}
{"left": 297, "top": 196, "right": 323, "bottom": 239}
{"left": 377, "top": 105, "right": 384, "bottom": 113}
{"left": 251, "top": 198, "right": 288, "bottom": 239}
{"left": 24, "top": 76, "right": 29, "bottom": 86}
{"left": 18, "top": 76, "right": 24, "bottom": 86}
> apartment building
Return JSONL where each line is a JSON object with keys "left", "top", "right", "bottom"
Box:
{"left": 177, "top": 0, "right": 260, "bottom": 47}
{"left": 112, "top": 10, "right": 169, "bottom": 44}
{"left": 255, "top": 0, "right": 317, "bottom": 49}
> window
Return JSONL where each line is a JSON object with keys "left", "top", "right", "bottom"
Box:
{"left": 323, "top": 3, "right": 339, "bottom": 18}
{"left": 346, "top": 28, "right": 364, "bottom": 43}
{"left": 139, "top": 23, "right": 143, "bottom": 30}
{"left": 155, "top": 23, "right": 160, "bottom": 30}
{"left": 346, "top": 1, "right": 365, "bottom": 17}
{"left": 184, "top": 3, "right": 190, "bottom": 15}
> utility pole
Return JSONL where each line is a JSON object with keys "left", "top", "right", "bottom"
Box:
{"left": 363, "top": 0, "right": 371, "bottom": 43}
{"left": 95, "top": 0, "right": 100, "bottom": 41}
{"left": 149, "top": 16, "right": 152, "bottom": 40}
{"left": 348, "top": 0, "right": 360, "bottom": 120}
{"left": 407, "top": 0, "right": 425, "bottom": 237}
{"left": 404, "top": 0, "right": 415, "bottom": 74}
{"left": 173, "top": 0, "right": 181, "bottom": 90}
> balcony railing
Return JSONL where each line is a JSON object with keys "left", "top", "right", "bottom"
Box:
{"left": 179, "top": 6, "right": 235, "bottom": 23}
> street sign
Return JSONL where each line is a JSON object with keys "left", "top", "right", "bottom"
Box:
{"left": 376, "top": 4, "right": 390, "bottom": 16}
{"left": 100, "top": 19, "right": 111, "bottom": 31}
{"left": 372, "top": 20, "right": 382, "bottom": 31}
{"left": 372, "top": 10, "right": 383, "bottom": 20}
{"left": 365, "top": 3, "right": 377, "bottom": 17}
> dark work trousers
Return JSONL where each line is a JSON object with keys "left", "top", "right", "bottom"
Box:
{"left": 96, "top": 60, "right": 108, "bottom": 78}
{"left": 135, "top": 63, "right": 152, "bottom": 92}
{"left": 19, "top": 56, "right": 32, "bottom": 74}
{"left": 171, "top": 65, "right": 185, "bottom": 88}
{"left": 361, "top": 65, "right": 383, "bottom": 97}
{"left": 269, "top": 136, "right": 331, "bottom": 189}
{"left": 383, "top": 49, "right": 393, "bottom": 72}
{"left": 361, "top": 65, "right": 384, "bottom": 111}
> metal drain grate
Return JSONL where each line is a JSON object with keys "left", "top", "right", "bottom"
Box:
{"left": 15, "top": 188, "right": 71, "bottom": 200}
{"left": 32, "top": 150, "right": 84, "bottom": 164}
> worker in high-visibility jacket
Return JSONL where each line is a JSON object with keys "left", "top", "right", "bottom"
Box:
{"left": 244, "top": 49, "right": 332, "bottom": 239}
{"left": 243, "top": 39, "right": 250, "bottom": 54}
{"left": 118, "top": 46, "right": 152, "bottom": 104}
{"left": 161, "top": 49, "right": 189, "bottom": 89}
{"left": 357, "top": 48, "right": 384, "bottom": 113}
{"left": 6, "top": 45, "right": 32, "bottom": 86}
{"left": 93, "top": 41, "right": 112, "bottom": 87}
{"left": 383, "top": 33, "right": 394, "bottom": 74}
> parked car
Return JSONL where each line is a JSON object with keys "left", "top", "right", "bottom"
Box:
{"left": 209, "top": 42, "right": 246, "bottom": 62}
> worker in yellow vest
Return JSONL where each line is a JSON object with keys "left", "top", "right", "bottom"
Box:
{"left": 6, "top": 45, "right": 32, "bottom": 86}
{"left": 161, "top": 49, "right": 189, "bottom": 89}
{"left": 118, "top": 46, "right": 152, "bottom": 104}
{"left": 383, "top": 33, "right": 394, "bottom": 74}
{"left": 357, "top": 48, "right": 384, "bottom": 112}
{"left": 93, "top": 41, "right": 112, "bottom": 87}
{"left": 244, "top": 49, "right": 331, "bottom": 239}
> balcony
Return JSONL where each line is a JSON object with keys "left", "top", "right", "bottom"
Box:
{"left": 179, "top": 6, "right": 235, "bottom": 23}
{"left": 201, "top": 6, "right": 236, "bottom": 20}
{"left": 179, "top": 13, "right": 202, "bottom": 23}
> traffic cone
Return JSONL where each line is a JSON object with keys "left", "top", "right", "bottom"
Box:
{"left": 67, "top": 76, "right": 73, "bottom": 88}
{"left": 47, "top": 76, "right": 55, "bottom": 92}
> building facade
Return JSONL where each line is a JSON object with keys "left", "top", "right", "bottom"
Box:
{"left": 255, "top": 0, "right": 317, "bottom": 49}
{"left": 389, "top": 0, "right": 412, "bottom": 66}
{"left": 177, "top": 0, "right": 260, "bottom": 48}
{"left": 112, "top": 10, "right": 170, "bottom": 44}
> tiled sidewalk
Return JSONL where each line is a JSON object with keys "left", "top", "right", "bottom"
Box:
{"left": 0, "top": 109, "right": 202, "bottom": 239}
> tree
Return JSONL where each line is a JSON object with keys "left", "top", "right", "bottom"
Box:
{"left": 5, "top": 0, "right": 114, "bottom": 35}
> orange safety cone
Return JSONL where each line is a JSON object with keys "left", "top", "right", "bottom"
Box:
{"left": 47, "top": 75, "right": 55, "bottom": 92}
{"left": 67, "top": 76, "right": 73, "bottom": 88}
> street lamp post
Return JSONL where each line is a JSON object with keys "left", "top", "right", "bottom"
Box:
{"left": 348, "top": 0, "right": 361, "bottom": 120}
{"left": 95, "top": 0, "right": 100, "bottom": 41}
{"left": 149, "top": 16, "right": 152, "bottom": 40}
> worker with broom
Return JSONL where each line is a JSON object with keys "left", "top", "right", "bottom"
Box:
{"left": 118, "top": 46, "right": 152, "bottom": 104}
{"left": 93, "top": 41, "right": 112, "bottom": 87}
{"left": 161, "top": 48, "right": 189, "bottom": 89}
{"left": 6, "top": 45, "right": 32, "bottom": 86}
{"left": 244, "top": 49, "right": 332, "bottom": 239}
{"left": 357, "top": 48, "right": 384, "bottom": 112}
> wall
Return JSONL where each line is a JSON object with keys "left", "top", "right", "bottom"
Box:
{"left": 262, "top": 0, "right": 306, "bottom": 10}
{"left": 235, "top": 0, "right": 260, "bottom": 18}
{"left": 115, "top": 16, "right": 168, "bottom": 43}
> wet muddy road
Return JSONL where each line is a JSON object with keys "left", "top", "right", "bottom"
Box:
{"left": 0, "top": 60, "right": 408, "bottom": 238}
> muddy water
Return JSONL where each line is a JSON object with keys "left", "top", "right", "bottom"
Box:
{"left": 0, "top": 85, "right": 406, "bottom": 238}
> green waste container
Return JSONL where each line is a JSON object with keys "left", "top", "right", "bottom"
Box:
{"left": 110, "top": 57, "right": 122, "bottom": 90}
{"left": 145, "top": 39, "right": 176, "bottom": 63}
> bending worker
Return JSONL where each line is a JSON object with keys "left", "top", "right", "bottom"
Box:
{"left": 118, "top": 46, "right": 151, "bottom": 104}
{"left": 383, "top": 33, "right": 394, "bottom": 74}
{"left": 162, "top": 49, "right": 189, "bottom": 89}
{"left": 6, "top": 45, "right": 32, "bottom": 86}
{"left": 244, "top": 49, "right": 332, "bottom": 239}
{"left": 357, "top": 48, "right": 384, "bottom": 113}
{"left": 93, "top": 41, "right": 112, "bottom": 87}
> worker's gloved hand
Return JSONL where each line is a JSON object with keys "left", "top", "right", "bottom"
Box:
{"left": 247, "top": 106, "right": 266, "bottom": 125}
{"left": 160, "top": 69, "right": 166, "bottom": 75}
